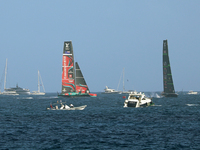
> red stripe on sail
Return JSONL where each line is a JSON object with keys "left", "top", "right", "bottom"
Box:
{"left": 62, "top": 55, "right": 75, "bottom": 89}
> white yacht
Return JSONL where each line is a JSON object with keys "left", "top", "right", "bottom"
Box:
{"left": 1, "top": 90, "right": 19, "bottom": 95}
{"left": 124, "top": 91, "right": 154, "bottom": 108}
{"left": 103, "top": 86, "right": 119, "bottom": 94}
{"left": 187, "top": 91, "right": 198, "bottom": 95}
{"left": 1, "top": 59, "right": 30, "bottom": 95}
{"left": 4, "top": 84, "right": 30, "bottom": 95}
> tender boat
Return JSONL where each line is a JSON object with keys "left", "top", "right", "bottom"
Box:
{"left": 187, "top": 91, "right": 198, "bottom": 95}
{"left": 124, "top": 91, "right": 154, "bottom": 108}
{"left": 47, "top": 101, "right": 87, "bottom": 110}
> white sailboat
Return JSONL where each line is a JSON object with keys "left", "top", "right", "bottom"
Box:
{"left": 117, "top": 68, "right": 132, "bottom": 94}
{"left": 0, "top": 59, "right": 19, "bottom": 95}
{"left": 31, "top": 70, "right": 45, "bottom": 95}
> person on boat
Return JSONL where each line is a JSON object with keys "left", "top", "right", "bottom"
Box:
{"left": 50, "top": 104, "right": 53, "bottom": 108}
{"left": 70, "top": 104, "right": 74, "bottom": 108}
{"left": 65, "top": 105, "right": 70, "bottom": 109}
{"left": 60, "top": 103, "right": 65, "bottom": 109}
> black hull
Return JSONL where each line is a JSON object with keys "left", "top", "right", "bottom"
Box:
{"left": 161, "top": 93, "right": 178, "bottom": 97}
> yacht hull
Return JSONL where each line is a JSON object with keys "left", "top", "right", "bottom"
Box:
{"left": 161, "top": 92, "right": 178, "bottom": 97}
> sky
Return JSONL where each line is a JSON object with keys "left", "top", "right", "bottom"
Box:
{"left": 0, "top": 0, "right": 200, "bottom": 93}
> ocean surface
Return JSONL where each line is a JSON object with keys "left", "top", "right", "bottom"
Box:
{"left": 0, "top": 92, "right": 200, "bottom": 150}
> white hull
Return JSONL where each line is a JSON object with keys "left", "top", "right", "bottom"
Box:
{"left": 47, "top": 105, "right": 87, "bottom": 110}
{"left": 119, "top": 91, "right": 133, "bottom": 94}
{"left": 124, "top": 99, "right": 153, "bottom": 108}
{"left": 0, "top": 91, "right": 19, "bottom": 95}
{"left": 103, "top": 86, "right": 119, "bottom": 94}
{"left": 103, "top": 91, "right": 119, "bottom": 94}
{"left": 187, "top": 91, "right": 198, "bottom": 95}
{"left": 32, "top": 70, "right": 45, "bottom": 95}
{"left": 31, "top": 91, "right": 45, "bottom": 95}
{"left": 124, "top": 91, "right": 153, "bottom": 108}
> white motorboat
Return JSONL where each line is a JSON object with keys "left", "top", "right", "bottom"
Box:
{"left": 103, "top": 86, "right": 119, "bottom": 94}
{"left": 47, "top": 101, "right": 87, "bottom": 110}
{"left": 124, "top": 91, "right": 154, "bottom": 108}
{"left": 187, "top": 91, "right": 198, "bottom": 95}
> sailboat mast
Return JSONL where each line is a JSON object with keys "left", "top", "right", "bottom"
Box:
{"left": 123, "top": 68, "right": 125, "bottom": 92}
{"left": 40, "top": 71, "right": 45, "bottom": 92}
{"left": 4, "top": 59, "right": 7, "bottom": 90}
{"left": 38, "top": 70, "right": 40, "bottom": 92}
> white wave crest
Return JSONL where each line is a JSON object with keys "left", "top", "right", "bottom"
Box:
{"left": 186, "top": 104, "right": 199, "bottom": 106}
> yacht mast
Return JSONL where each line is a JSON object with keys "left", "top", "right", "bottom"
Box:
{"left": 39, "top": 70, "right": 45, "bottom": 92}
{"left": 4, "top": 59, "right": 8, "bottom": 90}
{"left": 123, "top": 68, "right": 125, "bottom": 92}
{"left": 38, "top": 70, "right": 40, "bottom": 92}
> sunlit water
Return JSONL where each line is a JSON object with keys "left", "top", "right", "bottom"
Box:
{"left": 0, "top": 92, "right": 200, "bottom": 149}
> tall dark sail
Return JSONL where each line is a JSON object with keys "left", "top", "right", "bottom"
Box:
{"left": 61, "top": 41, "right": 76, "bottom": 94}
{"left": 162, "top": 40, "right": 178, "bottom": 97}
{"left": 59, "top": 41, "right": 97, "bottom": 97}
{"left": 75, "top": 62, "right": 90, "bottom": 94}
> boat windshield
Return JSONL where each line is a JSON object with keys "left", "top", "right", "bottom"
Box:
{"left": 130, "top": 95, "right": 140, "bottom": 99}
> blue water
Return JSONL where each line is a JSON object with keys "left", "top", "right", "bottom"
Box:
{"left": 0, "top": 92, "right": 200, "bottom": 149}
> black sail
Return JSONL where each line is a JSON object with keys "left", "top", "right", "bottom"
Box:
{"left": 162, "top": 40, "right": 177, "bottom": 97}
{"left": 75, "top": 62, "right": 90, "bottom": 94}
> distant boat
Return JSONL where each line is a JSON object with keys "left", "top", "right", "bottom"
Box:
{"left": 102, "top": 86, "right": 119, "bottom": 94}
{"left": 31, "top": 70, "right": 45, "bottom": 95}
{"left": 5, "top": 84, "right": 30, "bottom": 95}
{"left": 161, "top": 40, "right": 178, "bottom": 97}
{"left": 117, "top": 68, "right": 132, "bottom": 94}
{"left": 187, "top": 91, "right": 198, "bottom": 95}
{"left": 0, "top": 59, "right": 18, "bottom": 95}
{"left": 47, "top": 101, "right": 87, "bottom": 110}
{"left": 1, "top": 59, "right": 30, "bottom": 95}
{"left": 58, "top": 41, "right": 97, "bottom": 97}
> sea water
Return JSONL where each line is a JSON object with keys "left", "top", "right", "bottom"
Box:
{"left": 0, "top": 92, "right": 200, "bottom": 149}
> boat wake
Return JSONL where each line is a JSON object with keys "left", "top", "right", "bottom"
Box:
{"left": 17, "top": 97, "right": 33, "bottom": 100}
{"left": 150, "top": 93, "right": 162, "bottom": 98}
{"left": 40, "top": 96, "right": 58, "bottom": 99}
{"left": 152, "top": 105, "right": 162, "bottom": 107}
{"left": 186, "top": 104, "right": 199, "bottom": 106}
